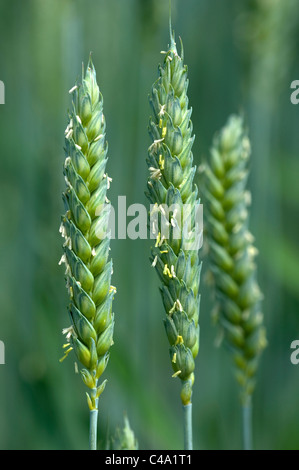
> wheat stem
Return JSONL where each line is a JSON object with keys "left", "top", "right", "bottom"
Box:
{"left": 168, "top": 0, "right": 172, "bottom": 40}
{"left": 89, "top": 408, "right": 98, "bottom": 450}
{"left": 89, "top": 384, "right": 99, "bottom": 450}
{"left": 183, "top": 403, "right": 193, "bottom": 450}
{"left": 242, "top": 397, "right": 252, "bottom": 451}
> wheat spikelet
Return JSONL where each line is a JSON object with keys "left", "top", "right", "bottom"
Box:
{"left": 59, "top": 57, "right": 116, "bottom": 414}
{"left": 202, "top": 115, "right": 267, "bottom": 404}
{"left": 146, "top": 30, "right": 201, "bottom": 408}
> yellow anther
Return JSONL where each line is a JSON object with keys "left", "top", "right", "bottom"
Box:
{"left": 172, "top": 370, "right": 181, "bottom": 378}
{"left": 59, "top": 347, "right": 73, "bottom": 363}
{"left": 175, "top": 335, "right": 184, "bottom": 345}
{"left": 163, "top": 264, "right": 172, "bottom": 278}
{"left": 155, "top": 232, "right": 161, "bottom": 248}
{"left": 159, "top": 154, "right": 165, "bottom": 170}
{"left": 172, "top": 352, "right": 177, "bottom": 363}
{"left": 162, "top": 126, "right": 167, "bottom": 138}
{"left": 169, "top": 303, "right": 176, "bottom": 315}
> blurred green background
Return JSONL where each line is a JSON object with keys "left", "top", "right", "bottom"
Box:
{"left": 0, "top": 0, "right": 299, "bottom": 450}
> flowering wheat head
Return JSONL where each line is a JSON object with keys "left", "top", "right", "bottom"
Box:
{"left": 146, "top": 32, "right": 201, "bottom": 406}
{"left": 202, "top": 115, "right": 267, "bottom": 404}
{"left": 59, "top": 58, "right": 116, "bottom": 411}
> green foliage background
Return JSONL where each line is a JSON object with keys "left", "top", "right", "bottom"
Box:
{"left": 0, "top": 0, "right": 298, "bottom": 450}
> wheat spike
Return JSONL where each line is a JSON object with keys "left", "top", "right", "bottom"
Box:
{"left": 202, "top": 115, "right": 267, "bottom": 404}
{"left": 59, "top": 58, "right": 115, "bottom": 425}
{"left": 112, "top": 416, "right": 138, "bottom": 451}
{"left": 146, "top": 29, "right": 201, "bottom": 410}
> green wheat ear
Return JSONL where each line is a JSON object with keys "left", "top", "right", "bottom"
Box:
{"left": 146, "top": 28, "right": 201, "bottom": 450}
{"left": 112, "top": 416, "right": 138, "bottom": 450}
{"left": 202, "top": 115, "right": 267, "bottom": 447}
{"left": 59, "top": 57, "right": 116, "bottom": 450}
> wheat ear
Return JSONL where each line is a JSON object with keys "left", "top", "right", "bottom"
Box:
{"left": 146, "top": 28, "right": 201, "bottom": 450}
{"left": 59, "top": 57, "right": 116, "bottom": 450}
{"left": 112, "top": 416, "right": 138, "bottom": 450}
{"left": 202, "top": 115, "right": 267, "bottom": 449}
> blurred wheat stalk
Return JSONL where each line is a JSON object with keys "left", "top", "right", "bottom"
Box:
{"left": 202, "top": 115, "right": 267, "bottom": 449}
{"left": 59, "top": 58, "right": 116, "bottom": 450}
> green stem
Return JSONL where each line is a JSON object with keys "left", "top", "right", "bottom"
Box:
{"left": 89, "top": 408, "right": 98, "bottom": 450}
{"left": 183, "top": 403, "right": 193, "bottom": 450}
{"left": 242, "top": 397, "right": 252, "bottom": 451}
{"left": 169, "top": 0, "right": 172, "bottom": 38}
{"left": 89, "top": 386, "right": 99, "bottom": 450}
